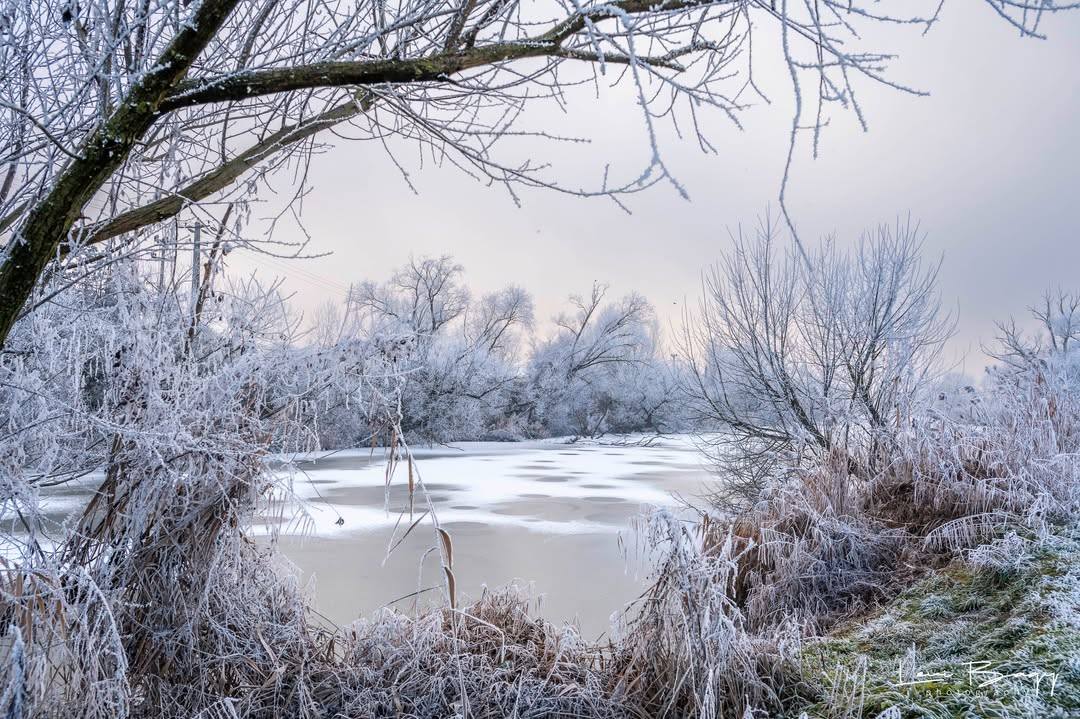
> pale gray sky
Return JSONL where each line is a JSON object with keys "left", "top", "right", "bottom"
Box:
{"left": 230, "top": 5, "right": 1080, "bottom": 373}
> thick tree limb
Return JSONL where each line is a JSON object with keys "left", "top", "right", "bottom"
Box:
{"left": 159, "top": 43, "right": 553, "bottom": 112}
{"left": 77, "top": 95, "right": 369, "bottom": 250}
{"left": 159, "top": 0, "right": 717, "bottom": 112}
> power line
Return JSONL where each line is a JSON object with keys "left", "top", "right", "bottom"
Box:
{"left": 230, "top": 247, "right": 353, "bottom": 296}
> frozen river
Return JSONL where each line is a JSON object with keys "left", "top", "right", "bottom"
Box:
{"left": 267, "top": 435, "right": 713, "bottom": 638}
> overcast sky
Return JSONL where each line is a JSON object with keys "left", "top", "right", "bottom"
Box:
{"left": 229, "top": 4, "right": 1080, "bottom": 375}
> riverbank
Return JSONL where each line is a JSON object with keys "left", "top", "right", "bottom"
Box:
{"left": 793, "top": 530, "right": 1080, "bottom": 717}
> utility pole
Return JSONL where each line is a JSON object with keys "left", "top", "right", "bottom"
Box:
{"left": 155, "top": 235, "right": 165, "bottom": 291}
{"left": 190, "top": 222, "right": 202, "bottom": 313}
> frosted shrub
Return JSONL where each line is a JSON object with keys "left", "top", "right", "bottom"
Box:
{"left": 0, "top": 266, "right": 367, "bottom": 716}
{"left": 880, "top": 332, "right": 1080, "bottom": 551}
{"left": 330, "top": 587, "right": 625, "bottom": 718}
{"left": 964, "top": 532, "right": 1032, "bottom": 574}
{"left": 681, "top": 217, "right": 951, "bottom": 507}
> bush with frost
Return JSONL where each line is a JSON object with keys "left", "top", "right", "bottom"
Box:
{"left": 632, "top": 228, "right": 1080, "bottom": 717}
{"left": 680, "top": 217, "right": 952, "bottom": 507}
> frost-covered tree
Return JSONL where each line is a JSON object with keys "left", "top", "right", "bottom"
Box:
{"left": 681, "top": 216, "right": 952, "bottom": 500}
{"left": 525, "top": 283, "right": 680, "bottom": 438}
{"left": 0, "top": 258, "right": 412, "bottom": 714}
{"left": 302, "top": 266, "right": 677, "bottom": 443}
{"left": 2, "top": 0, "right": 1076, "bottom": 348}
{"left": 992, "top": 288, "right": 1080, "bottom": 370}
{"left": 350, "top": 255, "right": 472, "bottom": 338}
{"left": 338, "top": 255, "right": 533, "bottom": 442}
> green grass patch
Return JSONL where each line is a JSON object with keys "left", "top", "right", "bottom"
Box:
{"left": 792, "top": 533, "right": 1080, "bottom": 718}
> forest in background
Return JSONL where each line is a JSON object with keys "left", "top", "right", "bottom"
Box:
{"left": 303, "top": 254, "right": 685, "bottom": 446}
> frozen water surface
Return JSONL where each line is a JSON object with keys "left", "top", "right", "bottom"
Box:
{"left": 269, "top": 435, "right": 712, "bottom": 637}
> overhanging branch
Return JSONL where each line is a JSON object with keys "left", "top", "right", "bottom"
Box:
{"left": 159, "top": 43, "right": 553, "bottom": 113}
{"left": 76, "top": 95, "right": 371, "bottom": 250}
{"left": 159, "top": 0, "right": 720, "bottom": 113}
